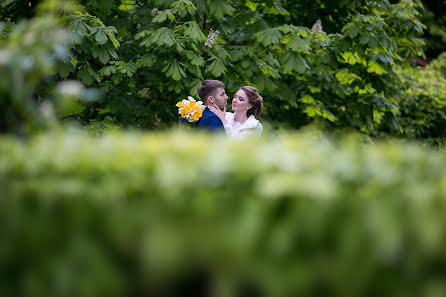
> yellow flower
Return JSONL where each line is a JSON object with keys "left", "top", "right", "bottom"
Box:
{"left": 194, "top": 107, "right": 202, "bottom": 117}
{"left": 192, "top": 112, "right": 201, "bottom": 121}
{"left": 181, "top": 107, "right": 189, "bottom": 117}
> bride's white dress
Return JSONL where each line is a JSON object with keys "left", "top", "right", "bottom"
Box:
{"left": 223, "top": 112, "right": 263, "bottom": 139}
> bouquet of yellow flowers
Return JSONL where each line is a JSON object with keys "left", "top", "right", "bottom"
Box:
{"left": 176, "top": 96, "right": 206, "bottom": 122}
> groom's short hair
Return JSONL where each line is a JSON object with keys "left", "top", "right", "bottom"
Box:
{"left": 198, "top": 80, "right": 225, "bottom": 104}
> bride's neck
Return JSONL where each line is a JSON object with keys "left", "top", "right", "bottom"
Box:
{"left": 234, "top": 111, "right": 248, "bottom": 123}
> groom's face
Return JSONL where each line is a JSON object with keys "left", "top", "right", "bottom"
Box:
{"left": 211, "top": 87, "right": 228, "bottom": 110}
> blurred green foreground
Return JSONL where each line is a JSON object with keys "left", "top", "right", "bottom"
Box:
{"left": 1, "top": 131, "right": 446, "bottom": 297}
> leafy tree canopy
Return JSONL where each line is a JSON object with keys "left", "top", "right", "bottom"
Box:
{"left": 0, "top": 0, "right": 426, "bottom": 135}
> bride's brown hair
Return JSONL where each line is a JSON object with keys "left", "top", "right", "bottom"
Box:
{"left": 239, "top": 86, "right": 263, "bottom": 117}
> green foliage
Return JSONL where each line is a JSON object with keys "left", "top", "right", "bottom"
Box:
{"left": 2, "top": 131, "right": 446, "bottom": 296}
{"left": 387, "top": 52, "right": 446, "bottom": 145}
{"left": 1, "top": 0, "right": 428, "bottom": 134}
{"left": 0, "top": 0, "right": 110, "bottom": 134}
{"left": 62, "top": 11, "right": 120, "bottom": 84}
{"left": 420, "top": 0, "right": 446, "bottom": 59}
{"left": 0, "top": 0, "right": 79, "bottom": 133}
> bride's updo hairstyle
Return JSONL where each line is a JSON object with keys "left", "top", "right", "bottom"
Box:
{"left": 240, "top": 86, "right": 263, "bottom": 117}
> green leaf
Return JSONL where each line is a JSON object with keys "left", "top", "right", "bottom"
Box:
{"left": 151, "top": 27, "right": 176, "bottom": 47}
{"left": 69, "top": 19, "right": 88, "bottom": 37}
{"left": 152, "top": 13, "right": 167, "bottom": 23}
{"left": 343, "top": 22, "right": 360, "bottom": 39}
{"left": 77, "top": 68, "right": 93, "bottom": 85}
{"left": 267, "top": 1, "right": 289, "bottom": 15}
{"left": 377, "top": 53, "right": 393, "bottom": 64}
{"left": 103, "top": 26, "right": 120, "bottom": 48}
{"left": 359, "top": 33, "right": 370, "bottom": 45}
{"left": 187, "top": 64, "right": 203, "bottom": 78}
{"left": 245, "top": 0, "right": 259, "bottom": 11}
{"left": 254, "top": 75, "right": 267, "bottom": 92}
{"left": 335, "top": 69, "right": 361, "bottom": 85}
{"left": 86, "top": 65, "right": 101, "bottom": 83}
{"left": 191, "top": 54, "right": 204, "bottom": 66}
{"left": 135, "top": 30, "right": 150, "bottom": 40}
{"left": 162, "top": 60, "right": 186, "bottom": 81}
{"left": 140, "top": 37, "right": 152, "bottom": 47}
{"left": 176, "top": 40, "right": 185, "bottom": 52}
{"left": 184, "top": 21, "right": 205, "bottom": 42}
{"left": 300, "top": 95, "right": 315, "bottom": 104}
{"left": 97, "top": 47, "right": 110, "bottom": 64}
{"left": 171, "top": 0, "right": 196, "bottom": 18}
{"left": 188, "top": 79, "right": 201, "bottom": 97}
{"left": 119, "top": 63, "right": 138, "bottom": 77}
{"left": 206, "top": 57, "right": 226, "bottom": 77}
{"left": 58, "top": 65, "right": 69, "bottom": 78}
{"left": 340, "top": 51, "right": 363, "bottom": 65}
{"left": 368, "top": 37, "right": 378, "bottom": 49}
{"left": 57, "top": 62, "right": 74, "bottom": 79}
{"left": 108, "top": 35, "right": 120, "bottom": 49}
{"left": 283, "top": 36, "right": 310, "bottom": 53}
{"left": 208, "top": 0, "right": 235, "bottom": 19}
{"left": 258, "top": 61, "right": 279, "bottom": 78}
{"left": 168, "top": 81, "right": 183, "bottom": 94}
{"left": 106, "top": 44, "right": 119, "bottom": 60}
{"left": 367, "top": 61, "right": 387, "bottom": 75}
{"left": 281, "top": 52, "right": 308, "bottom": 73}
{"left": 349, "top": 26, "right": 360, "bottom": 39}
{"left": 138, "top": 55, "right": 155, "bottom": 68}
{"left": 104, "top": 26, "right": 117, "bottom": 34}
{"left": 99, "top": 65, "right": 117, "bottom": 76}
{"left": 152, "top": 9, "right": 174, "bottom": 23}
{"left": 322, "top": 109, "right": 336, "bottom": 122}
{"left": 184, "top": 50, "right": 205, "bottom": 66}
{"left": 255, "top": 28, "right": 283, "bottom": 46}
{"left": 279, "top": 25, "right": 309, "bottom": 37}
{"left": 95, "top": 30, "right": 108, "bottom": 45}
{"left": 304, "top": 106, "right": 317, "bottom": 117}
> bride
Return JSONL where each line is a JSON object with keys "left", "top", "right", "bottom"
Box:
{"left": 208, "top": 86, "right": 263, "bottom": 139}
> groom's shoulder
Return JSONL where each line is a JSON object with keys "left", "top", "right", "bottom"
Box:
{"left": 200, "top": 108, "right": 219, "bottom": 120}
{"left": 200, "top": 107, "right": 213, "bottom": 118}
{"left": 197, "top": 108, "right": 223, "bottom": 129}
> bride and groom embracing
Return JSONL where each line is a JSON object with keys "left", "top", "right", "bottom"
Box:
{"left": 183, "top": 79, "right": 263, "bottom": 139}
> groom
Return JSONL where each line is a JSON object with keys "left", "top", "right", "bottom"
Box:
{"left": 182, "top": 79, "right": 228, "bottom": 131}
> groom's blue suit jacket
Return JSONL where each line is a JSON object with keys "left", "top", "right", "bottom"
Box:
{"left": 181, "top": 107, "right": 224, "bottom": 131}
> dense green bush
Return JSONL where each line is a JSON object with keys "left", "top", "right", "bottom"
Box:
{"left": 388, "top": 52, "right": 446, "bottom": 145}
{"left": 2, "top": 131, "right": 446, "bottom": 297}
{"left": 0, "top": 0, "right": 103, "bottom": 134}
